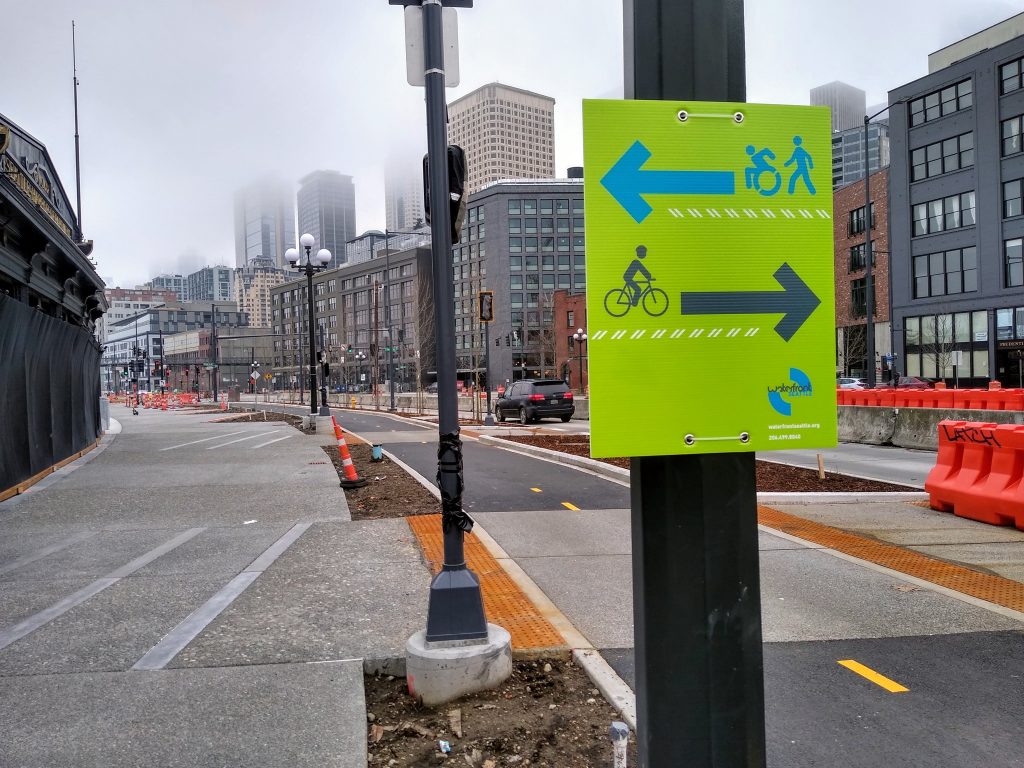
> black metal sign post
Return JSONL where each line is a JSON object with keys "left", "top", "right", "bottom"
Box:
{"left": 624, "top": 1, "right": 766, "bottom": 765}
{"left": 391, "top": 0, "right": 486, "bottom": 642}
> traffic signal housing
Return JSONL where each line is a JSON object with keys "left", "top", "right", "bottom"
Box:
{"left": 423, "top": 145, "right": 467, "bottom": 242}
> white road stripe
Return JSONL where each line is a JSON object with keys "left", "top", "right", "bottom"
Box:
{"left": 161, "top": 431, "right": 247, "bottom": 451}
{"left": 132, "top": 523, "right": 312, "bottom": 671}
{"left": 206, "top": 431, "right": 279, "bottom": 450}
{"left": 0, "top": 532, "right": 97, "bottom": 577}
{"left": 251, "top": 434, "right": 295, "bottom": 449}
{"left": 0, "top": 528, "right": 205, "bottom": 652}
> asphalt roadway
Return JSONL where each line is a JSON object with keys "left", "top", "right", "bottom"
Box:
{"left": 326, "top": 405, "right": 1024, "bottom": 768}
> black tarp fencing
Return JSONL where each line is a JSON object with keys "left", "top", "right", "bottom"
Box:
{"left": 0, "top": 293, "right": 102, "bottom": 492}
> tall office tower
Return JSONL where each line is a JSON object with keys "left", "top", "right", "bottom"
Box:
{"left": 447, "top": 82, "right": 556, "bottom": 195}
{"left": 296, "top": 170, "right": 357, "bottom": 270}
{"left": 233, "top": 177, "right": 297, "bottom": 269}
{"left": 234, "top": 256, "right": 286, "bottom": 329}
{"left": 187, "top": 265, "right": 235, "bottom": 302}
{"left": 146, "top": 274, "right": 188, "bottom": 301}
{"left": 385, "top": 157, "right": 426, "bottom": 232}
{"left": 811, "top": 81, "right": 867, "bottom": 133}
{"left": 830, "top": 121, "right": 890, "bottom": 189}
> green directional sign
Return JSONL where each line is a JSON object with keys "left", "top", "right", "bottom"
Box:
{"left": 583, "top": 99, "right": 837, "bottom": 458}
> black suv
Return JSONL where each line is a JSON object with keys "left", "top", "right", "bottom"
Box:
{"left": 494, "top": 379, "right": 575, "bottom": 424}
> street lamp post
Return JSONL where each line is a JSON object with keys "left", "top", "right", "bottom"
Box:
{"left": 573, "top": 327, "right": 587, "bottom": 395}
{"left": 286, "top": 234, "right": 332, "bottom": 417}
{"left": 356, "top": 351, "right": 367, "bottom": 392}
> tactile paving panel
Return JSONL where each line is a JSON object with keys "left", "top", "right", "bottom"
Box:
{"left": 407, "top": 515, "right": 568, "bottom": 654}
{"left": 758, "top": 505, "right": 1024, "bottom": 613}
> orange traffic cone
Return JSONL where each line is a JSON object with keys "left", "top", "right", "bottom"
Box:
{"left": 331, "top": 416, "right": 367, "bottom": 488}
{"left": 162, "top": 397, "right": 168, "bottom": 411}
{"left": 220, "top": 399, "right": 227, "bottom": 412}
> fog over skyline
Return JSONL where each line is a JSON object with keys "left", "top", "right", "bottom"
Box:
{"left": 1, "top": 0, "right": 1018, "bottom": 288}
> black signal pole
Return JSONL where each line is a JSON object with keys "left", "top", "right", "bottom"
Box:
{"left": 625, "top": 1, "right": 766, "bottom": 766}
{"left": 407, "top": 0, "right": 486, "bottom": 642}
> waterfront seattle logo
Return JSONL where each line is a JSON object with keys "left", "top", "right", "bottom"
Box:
{"left": 768, "top": 368, "right": 813, "bottom": 416}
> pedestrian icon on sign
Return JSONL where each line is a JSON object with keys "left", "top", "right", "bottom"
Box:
{"left": 784, "top": 136, "right": 816, "bottom": 195}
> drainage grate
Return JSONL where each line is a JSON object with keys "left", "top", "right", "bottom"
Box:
{"left": 759, "top": 504, "right": 1024, "bottom": 613}
{"left": 309, "top": 461, "right": 328, "bottom": 465}
{"left": 408, "top": 515, "right": 567, "bottom": 653}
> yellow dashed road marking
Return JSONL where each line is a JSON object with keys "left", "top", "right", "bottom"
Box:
{"left": 562, "top": 502, "right": 580, "bottom": 511}
{"left": 838, "top": 660, "right": 909, "bottom": 693}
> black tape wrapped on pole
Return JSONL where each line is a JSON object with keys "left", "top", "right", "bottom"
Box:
{"left": 437, "top": 431, "right": 473, "bottom": 536}
{"left": 418, "top": 0, "right": 487, "bottom": 643}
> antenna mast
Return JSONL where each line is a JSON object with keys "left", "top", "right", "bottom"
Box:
{"left": 72, "top": 20, "right": 83, "bottom": 243}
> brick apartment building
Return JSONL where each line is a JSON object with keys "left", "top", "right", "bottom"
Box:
{"left": 552, "top": 290, "right": 588, "bottom": 392}
{"left": 833, "top": 168, "right": 892, "bottom": 380}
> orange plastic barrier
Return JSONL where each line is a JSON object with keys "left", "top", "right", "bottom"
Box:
{"left": 926, "top": 420, "right": 1021, "bottom": 529}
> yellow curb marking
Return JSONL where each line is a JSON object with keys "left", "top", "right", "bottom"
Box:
{"left": 838, "top": 660, "right": 909, "bottom": 693}
{"left": 406, "top": 515, "right": 566, "bottom": 653}
{"left": 531, "top": 487, "right": 542, "bottom": 493}
{"left": 562, "top": 502, "right": 580, "bottom": 511}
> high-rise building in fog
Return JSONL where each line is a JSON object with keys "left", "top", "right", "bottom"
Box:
{"left": 145, "top": 273, "right": 188, "bottom": 300}
{"left": 447, "top": 83, "right": 556, "bottom": 194}
{"left": 234, "top": 256, "right": 286, "bottom": 328}
{"left": 233, "top": 177, "right": 296, "bottom": 270}
{"left": 811, "top": 81, "right": 867, "bottom": 133}
{"left": 296, "top": 170, "right": 356, "bottom": 270}
{"left": 385, "top": 159, "right": 426, "bottom": 232}
{"left": 186, "top": 265, "right": 235, "bottom": 302}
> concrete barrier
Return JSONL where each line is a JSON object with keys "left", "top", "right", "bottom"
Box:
{"left": 837, "top": 406, "right": 896, "bottom": 445}
{"left": 837, "top": 405, "right": 1024, "bottom": 451}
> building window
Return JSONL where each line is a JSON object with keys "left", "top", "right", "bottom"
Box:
{"left": 848, "top": 202, "right": 875, "bottom": 235}
{"left": 909, "top": 78, "right": 972, "bottom": 126}
{"left": 911, "top": 191, "right": 975, "bottom": 236}
{"left": 567, "top": 310, "right": 574, "bottom": 327}
{"left": 1001, "top": 57, "right": 1024, "bottom": 94}
{"left": 509, "top": 218, "right": 521, "bottom": 234}
{"left": 1005, "top": 116, "right": 1024, "bottom": 157}
{"left": 509, "top": 237, "right": 522, "bottom": 253}
{"left": 850, "top": 278, "right": 875, "bottom": 317}
{"left": 1006, "top": 239, "right": 1024, "bottom": 288}
{"left": 1004, "top": 179, "right": 1024, "bottom": 218}
{"left": 913, "top": 247, "right": 977, "bottom": 298}
{"left": 910, "top": 132, "right": 973, "bottom": 181}
{"left": 849, "top": 242, "right": 875, "bottom": 272}
{"left": 508, "top": 199, "right": 521, "bottom": 215}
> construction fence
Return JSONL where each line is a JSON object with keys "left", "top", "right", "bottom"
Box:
{"left": 0, "top": 293, "right": 103, "bottom": 494}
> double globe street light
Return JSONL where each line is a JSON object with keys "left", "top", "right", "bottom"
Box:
{"left": 286, "top": 233, "right": 332, "bottom": 417}
{"left": 573, "top": 327, "right": 587, "bottom": 395}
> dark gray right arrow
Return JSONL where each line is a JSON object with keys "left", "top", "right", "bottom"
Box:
{"left": 679, "top": 262, "right": 820, "bottom": 341}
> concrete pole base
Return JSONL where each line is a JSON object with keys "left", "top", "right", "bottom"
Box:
{"left": 406, "top": 623, "right": 513, "bottom": 707}
{"left": 314, "top": 415, "right": 335, "bottom": 435}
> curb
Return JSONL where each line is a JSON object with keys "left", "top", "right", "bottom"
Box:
{"left": 477, "top": 434, "right": 630, "bottom": 482}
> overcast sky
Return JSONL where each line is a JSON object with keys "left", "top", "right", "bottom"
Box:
{"left": 1, "top": 0, "right": 1019, "bottom": 287}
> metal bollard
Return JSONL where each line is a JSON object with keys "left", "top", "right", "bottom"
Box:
{"left": 610, "top": 721, "right": 629, "bottom": 768}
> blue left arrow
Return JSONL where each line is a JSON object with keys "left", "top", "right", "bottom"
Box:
{"left": 601, "top": 140, "right": 735, "bottom": 223}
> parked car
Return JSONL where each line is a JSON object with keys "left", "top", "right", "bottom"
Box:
{"left": 494, "top": 379, "right": 575, "bottom": 424}
{"left": 837, "top": 377, "right": 866, "bottom": 389}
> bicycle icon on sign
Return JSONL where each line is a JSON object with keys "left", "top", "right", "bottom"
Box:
{"left": 604, "top": 245, "right": 670, "bottom": 317}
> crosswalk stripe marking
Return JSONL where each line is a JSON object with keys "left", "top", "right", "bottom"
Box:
{"left": 161, "top": 430, "right": 247, "bottom": 451}
{"left": 207, "top": 431, "right": 279, "bottom": 450}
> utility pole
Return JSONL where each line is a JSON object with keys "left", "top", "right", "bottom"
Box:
{"left": 624, "top": 1, "right": 766, "bottom": 766}
{"left": 393, "top": 0, "right": 486, "bottom": 643}
{"left": 211, "top": 302, "right": 219, "bottom": 402}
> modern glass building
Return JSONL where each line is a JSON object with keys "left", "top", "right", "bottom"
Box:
{"left": 233, "top": 177, "right": 296, "bottom": 270}
{"left": 297, "top": 170, "right": 357, "bottom": 270}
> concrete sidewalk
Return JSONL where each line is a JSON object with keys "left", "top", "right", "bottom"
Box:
{"left": 0, "top": 406, "right": 433, "bottom": 768}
